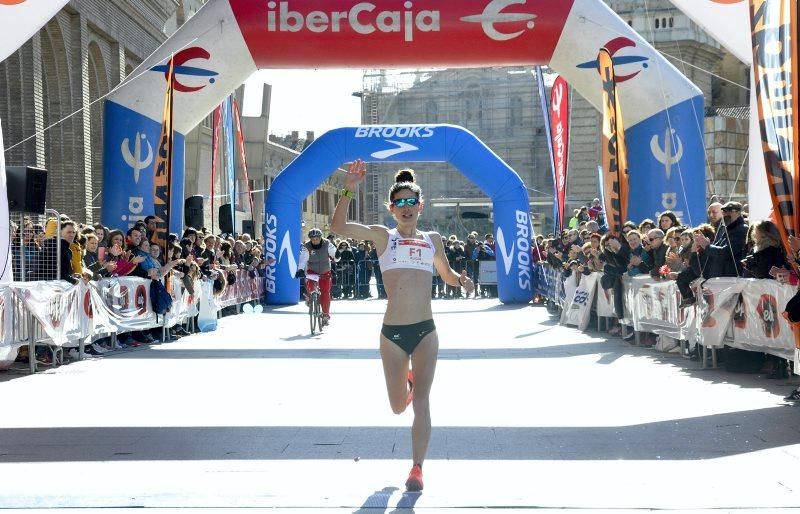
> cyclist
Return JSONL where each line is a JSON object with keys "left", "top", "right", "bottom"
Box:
{"left": 331, "top": 161, "right": 474, "bottom": 491}
{"left": 295, "top": 228, "right": 337, "bottom": 325}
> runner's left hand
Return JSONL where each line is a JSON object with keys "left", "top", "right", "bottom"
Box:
{"left": 459, "top": 271, "right": 474, "bottom": 295}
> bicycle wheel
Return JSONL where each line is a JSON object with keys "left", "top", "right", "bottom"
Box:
{"left": 314, "top": 294, "right": 324, "bottom": 332}
{"left": 309, "top": 292, "right": 317, "bottom": 334}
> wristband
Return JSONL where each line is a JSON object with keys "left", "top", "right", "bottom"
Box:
{"left": 341, "top": 189, "right": 355, "bottom": 199}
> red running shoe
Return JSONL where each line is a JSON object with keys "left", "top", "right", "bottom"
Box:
{"left": 406, "top": 370, "right": 414, "bottom": 406}
{"left": 405, "top": 464, "right": 423, "bottom": 491}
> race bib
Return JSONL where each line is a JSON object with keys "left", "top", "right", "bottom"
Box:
{"left": 394, "top": 239, "right": 434, "bottom": 270}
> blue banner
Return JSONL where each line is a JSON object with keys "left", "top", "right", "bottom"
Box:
{"left": 102, "top": 101, "right": 185, "bottom": 233}
{"left": 222, "top": 96, "right": 236, "bottom": 233}
{"left": 264, "top": 124, "right": 533, "bottom": 305}
{"left": 625, "top": 96, "right": 705, "bottom": 226}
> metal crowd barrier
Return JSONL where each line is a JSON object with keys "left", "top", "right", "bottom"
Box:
{"left": 2, "top": 270, "right": 265, "bottom": 374}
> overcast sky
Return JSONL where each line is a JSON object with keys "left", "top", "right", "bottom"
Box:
{"left": 243, "top": 69, "right": 363, "bottom": 138}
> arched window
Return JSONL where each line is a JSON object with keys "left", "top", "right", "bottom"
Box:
{"left": 655, "top": 18, "right": 659, "bottom": 29}
{"left": 668, "top": 17, "right": 674, "bottom": 28}
{"left": 662, "top": 18, "right": 667, "bottom": 29}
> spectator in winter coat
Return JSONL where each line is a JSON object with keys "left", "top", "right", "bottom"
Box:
{"left": 646, "top": 228, "right": 667, "bottom": 277}
{"left": 625, "top": 230, "right": 651, "bottom": 277}
{"left": 694, "top": 201, "right": 748, "bottom": 278}
{"left": 741, "top": 220, "right": 790, "bottom": 279}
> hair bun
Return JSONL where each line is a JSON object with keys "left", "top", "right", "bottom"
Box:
{"left": 395, "top": 169, "right": 416, "bottom": 184}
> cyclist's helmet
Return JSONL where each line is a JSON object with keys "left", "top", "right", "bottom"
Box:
{"left": 308, "top": 228, "right": 323, "bottom": 238}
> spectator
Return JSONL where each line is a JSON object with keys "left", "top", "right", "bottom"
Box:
{"left": 599, "top": 232, "right": 630, "bottom": 332}
{"left": 741, "top": 220, "right": 789, "bottom": 279}
{"left": 694, "top": 201, "right": 748, "bottom": 278}
{"left": 638, "top": 219, "right": 656, "bottom": 234}
{"left": 568, "top": 209, "right": 580, "bottom": 229}
{"left": 588, "top": 198, "right": 603, "bottom": 220}
{"left": 658, "top": 211, "right": 681, "bottom": 232}
{"left": 144, "top": 216, "right": 158, "bottom": 242}
{"left": 646, "top": 228, "right": 667, "bottom": 277}
{"left": 484, "top": 233, "right": 495, "bottom": 254}
{"left": 707, "top": 202, "right": 724, "bottom": 228}
{"left": 83, "top": 233, "right": 116, "bottom": 279}
{"left": 676, "top": 224, "right": 717, "bottom": 307}
{"left": 625, "top": 230, "right": 651, "bottom": 277}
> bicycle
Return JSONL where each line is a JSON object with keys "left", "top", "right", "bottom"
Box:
{"left": 306, "top": 273, "right": 325, "bottom": 334}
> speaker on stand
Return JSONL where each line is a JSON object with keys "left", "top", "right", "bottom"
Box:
{"left": 219, "top": 204, "right": 234, "bottom": 235}
{"left": 184, "top": 195, "right": 204, "bottom": 230}
{"left": 6, "top": 166, "right": 47, "bottom": 214}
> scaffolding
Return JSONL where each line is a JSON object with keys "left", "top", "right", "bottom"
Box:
{"left": 358, "top": 67, "right": 557, "bottom": 234}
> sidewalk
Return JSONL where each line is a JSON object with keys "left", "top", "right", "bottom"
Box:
{"left": 1, "top": 299, "right": 799, "bottom": 510}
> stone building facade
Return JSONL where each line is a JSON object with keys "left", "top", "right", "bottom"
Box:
{"left": 360, "top": 0, "right": 749, "bottom": 230}
{"left": 0, "top": 0, "right": 195, "bottom": 224}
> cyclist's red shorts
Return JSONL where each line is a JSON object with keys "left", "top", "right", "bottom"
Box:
{"left": 306, "top": 270, "right": 332, "bottom": 317}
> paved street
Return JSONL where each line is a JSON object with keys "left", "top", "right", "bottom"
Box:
{"left": 2, "top": 298, "right": 800, "bottom": 511}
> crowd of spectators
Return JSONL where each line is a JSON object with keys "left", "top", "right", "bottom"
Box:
{"left": 10, "top": 214, "right": 271, "bottom": 361}
{"left": 536, "top": 196, "right": 800, "bottom": 377}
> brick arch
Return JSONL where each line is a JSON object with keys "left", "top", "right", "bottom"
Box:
{"left": 88, "top": 41, "right": 110, "bottom": 220}
{"left": 40, "top": 18, "right": 74, "bottom": 216}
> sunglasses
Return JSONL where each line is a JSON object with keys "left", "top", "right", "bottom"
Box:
{"left": 392, "top": 197, "right": 419, "bottom": 208}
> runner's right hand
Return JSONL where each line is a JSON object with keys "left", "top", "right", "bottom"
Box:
{"left": 344, "top": 159, "right": 366, "bottom": 191}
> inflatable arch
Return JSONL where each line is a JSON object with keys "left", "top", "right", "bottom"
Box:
{"left": 103, "top": 0, "right": 708, "bottom": 299}
{"left": 265, "top": 124, "right": 533, "bottom": 304}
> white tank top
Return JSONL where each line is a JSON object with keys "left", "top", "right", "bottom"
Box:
{"left": 378, "top": 228, "right": 436, "bottom": 273}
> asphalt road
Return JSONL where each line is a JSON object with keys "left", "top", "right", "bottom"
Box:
{"left": 1, "top": 298, "right": 800, "bottom": 511}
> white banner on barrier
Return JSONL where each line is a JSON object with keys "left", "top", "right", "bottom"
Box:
{"left": 561, "top": 273, "right": 598, "bottom": 331}
{"left": 635, "top": 277, "right": 692, "bottom": 340}
{"left": 696, "top": 277, "right": 747, "bottom": 349}
{"left": 11, "top": 281, "right": 83, "bottom": 346}
{"left": 596, "top": 280, "right": 616, "bottom": 318}
{"left": 560, "top": 273, "right": 579, "bottom": 314}
{"left": 732, "top": 279, "right": 795, "bottom": 359}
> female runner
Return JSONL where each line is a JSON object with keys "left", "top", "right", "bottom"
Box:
{"left": 331, "top": 160, "right": 474, "bottom": 491}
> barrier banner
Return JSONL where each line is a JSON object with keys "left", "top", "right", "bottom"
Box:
{"left": 216, "top": 270, "right": 263, "bottom": 308}
{"left": 164, "top": 275, "right": 199, "bottom": 326}
{"left": 551, "top": 76, "right": 570, "bottom": 234}
{"left": 696, "top": 277, "right": 747, "bottom": 348}
{"left": 560, "top": 272, "right": 579, "bottom": 313}
{"left": 81, "top": 282, "right": 117, "bottom": 336}
{"left": 11, "top": 281, "right": 83, "bottom": 346}
{"left": 561, "top": 272, "right": 598, "bottom": 331}
{"left": 535, "top": 265, "right": 560, "bottom": 303}
{"left": 94, "top": 277, "right": 156, "bottom": 330}
{"left": 732, "top": 279, "right": 795, "bottom": 359}
{"left": 635, "top": 277, "right": 691, "bottom": 340}
{"left": 621, "top": 276, "right": 642, "bottom": 327}
{"left": 596, "top": 281, "right": 616, "bottom": 318}
{"left": 598, "top": 48, "right": 630, "bottom": 235}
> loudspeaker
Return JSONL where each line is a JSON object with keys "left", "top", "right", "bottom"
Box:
{"left": 242, "top": 220, "right": 255, "bottom": 238}
{"left": 6, "top": 166, "right": 47, "bottom": 214}
{"left": 219, "top": 204, "right": 234, "bottom": 234}
{"left": 184, "top": 195, "right": 204, "bottom": 230}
